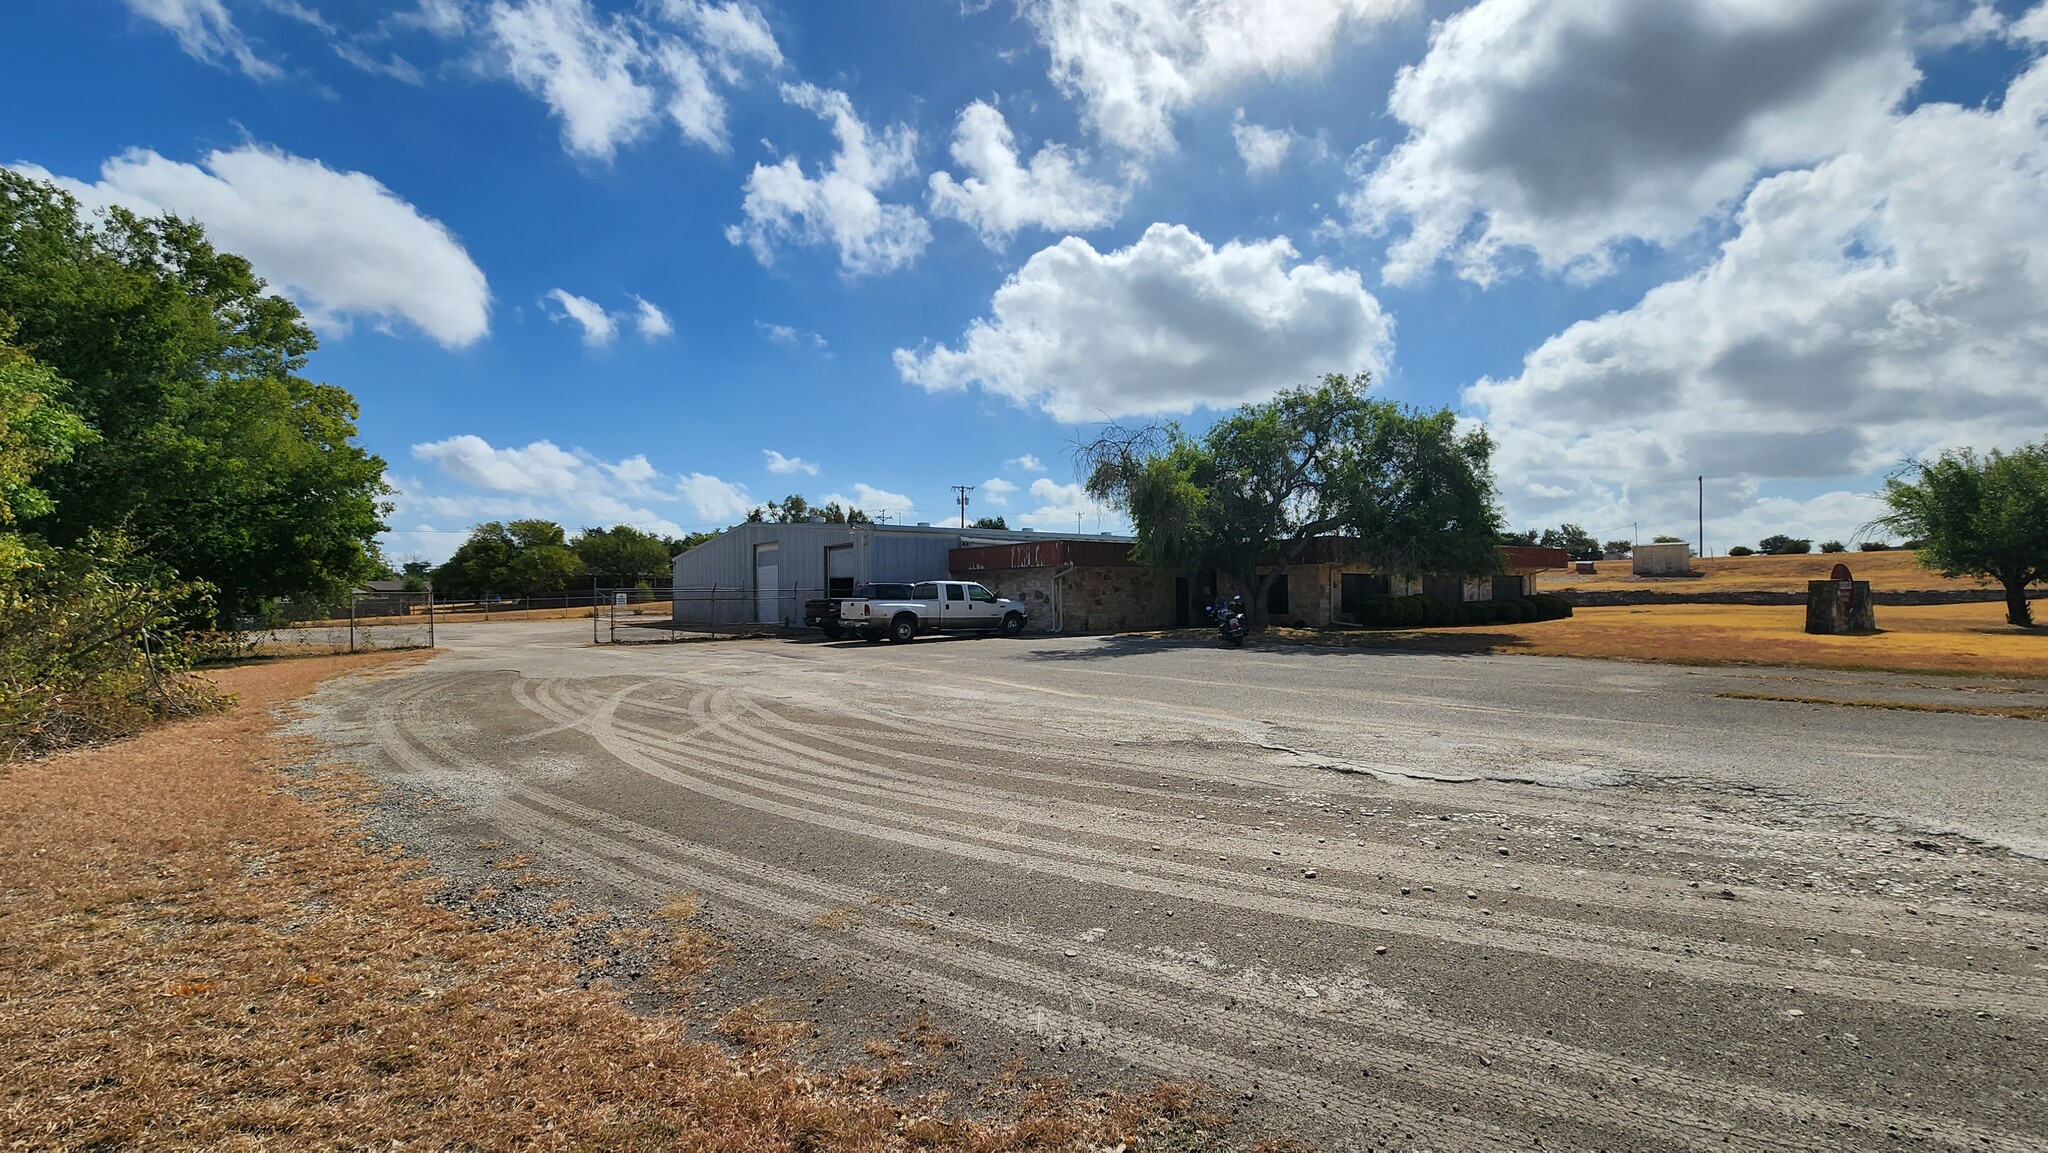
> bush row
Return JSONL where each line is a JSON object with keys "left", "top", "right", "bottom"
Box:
{"left": 1349, "top": 592, "right": 1573, "bottom": 629}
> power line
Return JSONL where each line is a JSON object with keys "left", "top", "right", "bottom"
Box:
{"left": 951, "top": 484, "right": 975, "bottom": 529}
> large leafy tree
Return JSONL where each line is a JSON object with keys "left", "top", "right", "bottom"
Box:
{"left": 746, "top": 494, "right": 872, "bottom": 524}
{"left": 573, "top": 524, "right": 673, "bottom": 585}
{"left": 434, "top": 520, "right": 588, "bottom": 599}
{"left": 1876, "top": 443, "right": 2048, "bottom": 626}
{"left": 0, "top": 331, "right": 93, "bottom": 569}
{"left": 0, "top": 172, "right": 389, "bottom": 616}
{"left": 1082, "top": 373, "right": 1503, "bottom": 628}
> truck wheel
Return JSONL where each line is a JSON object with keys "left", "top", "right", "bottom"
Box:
{"left": 1000, "top": 612, "right": 1026, "bottom": 636}
{"left": 821, "top": 623, "right": 845, "bottom": 640}
{"left": 889, "top": 614, "right": 919, "bottom": 644}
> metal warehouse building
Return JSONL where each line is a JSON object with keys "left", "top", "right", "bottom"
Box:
{"left": 669, "top": 521, "right": 1132, "bottom": 628}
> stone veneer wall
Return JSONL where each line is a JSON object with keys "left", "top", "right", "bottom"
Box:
{"left": 959, "top": 566, "right": 1177, "bottom": 632}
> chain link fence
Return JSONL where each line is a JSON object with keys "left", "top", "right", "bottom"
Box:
{"left": 592, "top": 586, "right": 782, "bottom": 644}
{"left": 236, "top": 591, "right": 436, "bottom": 653}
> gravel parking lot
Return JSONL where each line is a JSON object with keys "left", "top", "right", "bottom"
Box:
{"left": 300, "top": 621, "right": 2048, "bottom": 1151}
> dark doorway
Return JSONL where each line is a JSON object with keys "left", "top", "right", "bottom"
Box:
{"left": 1266, "top": 573, "right": 1290, "bottom": 617}
{"left": 1340, "top": 573, "right": 1391, "bottom": 619}
{"left": 1491, "top": 575, "right": 1527, "bottom": 600}
{"left": 1174, "top": 576, "right": 1190, "bottom": 627}
{"left": 1422, "top": 576, "right": 1464, "bottom": 604}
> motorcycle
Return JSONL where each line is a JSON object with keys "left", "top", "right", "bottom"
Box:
{"left": 1210, "top": 597, "right": 1248, "bottom": 646}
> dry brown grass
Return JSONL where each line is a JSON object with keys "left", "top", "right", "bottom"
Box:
{"left": 0, "top": 650, "right": 1233, "bottom": 1151}
{"left": 1543, "top": 548, "right": 1987, "bottom": 593}
{"left": 1248, "top": 600, "right": 2047, "bottom": 678}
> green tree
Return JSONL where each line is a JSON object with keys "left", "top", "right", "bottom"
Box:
{"left": 1876, "top": 443, "right": 2048, "bottom": 626}
{"left": 1602, "top": 539, "right": 1633, "bottom": 557}
{"left": 749, "top": 494, "right": 872, "bottom": 524}
{"left": 970, "top": 515, "right": 1009, "bottom": 529}
{"left": 1758, "top": 534, "right": 1812, "bottom": 555}
{"left": 1083, "top": 373, "right": 1503, "bottom": 629}
{"left": 0, "top": 331, "right": 94, "bottom": 569}
{"left": 574, "top": 524, "right": 673, "bottom": 585}
{"left": 433, "top": 523, "right": 518, "bottom": 599}
{"left": 1536, "top": 523, "right": 1601, "bottom": 562}
{"left": 1651, "top": 534, "right": 1686, "bottom": 544}
{"left": 0, "top": 172, "right": 388, "bottom": 617}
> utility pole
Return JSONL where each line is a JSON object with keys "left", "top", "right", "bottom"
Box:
{"left": 874, "top": 510, "right": 893, "bottom": 525}
{"left": 951, "top": 484, "right": 975, "bottom": 529}
{"left": 1697, "top": 475, "right": 1705, "bottom": 559}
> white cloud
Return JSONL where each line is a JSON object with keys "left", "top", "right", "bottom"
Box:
{"left": 928, "top": 101, "right": 1125, "bottom": 247}
{"left": 727, "top": 83, "right": 930, "bottom": 275}
{"left": 980, "top": 477, "right": 1020, "bottom": 506}
{"left": 1231, "top": 109, "right": 1294, "bottom": 175}
{"left": 123, "top": 0, "right": 280, "bottom": 78}
{"left": 658, "top": 0, "right": 782, "bottom": 79}
{"left": 1356, "top": 0, "right": 1919, "bottom": 285}
{"left": 486, "top": 0, "right": 779, "bottom": 158}
{"left": 487, "top": 0, "right": 658, "bottom": 160}
{"left": 1469, "top": 55, "right": 2048, "bottom": 541}
{"left": 763, "top": 449, "right": 819, "bottom": 475}
{"left": 895, "top": 223, "right": 1390, "bottom": 422}
{"left": 17, "top": 145, "right": 489, "bottom": 348}
{"left": 2014, "top": 2, "right": 2048, "bottom": 42}
{"left": 631, "top": 295, "right": 673, "bottom": 339}
{"left": 821, "top": 483, "right": 916, "bottom": 521}
{"left": 676, "top": 472, "right": 753, "bottom": 522}
{"left": 544, "top": 288, "right": 617, "bottom": 345}
{"left": 754, "top": 320, "right": 825, "bottom": 348}
{"left": 1008, "top": 453, "right": 1045, "bottom": 472}
{"left": 407, "top": 433, "right": 750, "bottom": 538}
{"left": 1023, "top": 0, "right": 1415, "bottom": 155}
{"left": 1014, "top": 477, "right": 1127, "bottom": 534}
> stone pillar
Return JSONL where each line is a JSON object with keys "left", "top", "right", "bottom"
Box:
{"left": 1805, "top": 580, "right": 1876, "bottom": 634}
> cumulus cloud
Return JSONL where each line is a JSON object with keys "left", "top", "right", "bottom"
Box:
{"left": 1355, "top": 0, "right": 1919, "bottom": 285}
{"left": 544, "top": 288, "right": 617, "bottom": 345}
{"left": 821, "top": 483, "right": 915, "bottom": 521}
{"left": 1468, "top": 54, "right": 2048, "bottom": 544}
{"left": 632, "top": 295, "right": 673, "bottom": 338}
{"left": 1008, "top": 453, "right": 1045, "bottom": 472}
{"left": 485, "top": 0, "right": 780, "bottom": 158}
{"left": 1023, "top": 0, "right": 1415, "bottom": 155}
{"left": 487, "top": 0, "right": 657, "bottom": 160}
{"left": 763, "top": 449, "right": 818, "bottom": 475}
{"left": 1014, "top": 478, "right": 1127, "bottom": 534}
{"left": 408, "top": 433, "right": 752, "bottom": 535}
{"left": 122, "top": 0, "right": 280, "bottom": 78}
{"left": 928, "top": 101, "right": 1125, "bottom": 247}
{"left": 1231, "top": 109, "right": 1294, "bottom": 175}
{"left": 979, "top": 477, "right": 1020, "bottom": 506}
{"left": 658, "top": 0, "right": 782, "bottom": 79}
{"left": 754, "top": 320, "right": 825, "bottom": 348}
{"left": 17, "top": 145, "right": 489, "bottom": 348}
{"left": 895, "top": 223, "right": 1390, "bottom": 422}
{"left": 727, "top": 83, "right": 930, "bottom": 275}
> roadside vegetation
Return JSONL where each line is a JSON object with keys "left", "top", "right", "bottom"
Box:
{"left": 0, "top": 653, "right": 1236, "bottom": 1151}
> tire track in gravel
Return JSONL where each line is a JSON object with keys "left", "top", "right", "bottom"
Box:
{"left": 364, "top": 670, "right": 2036, "bottom": 1152}
{"left": 522, "top": 675, "right": 2048, "bottom": 1021}
{"left": 696, "top": 686, "right": 1998, "bottom": 948}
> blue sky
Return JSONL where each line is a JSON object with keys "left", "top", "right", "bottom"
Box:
{"left": 7, "top": 0, "right": 2047, "bottom": 562}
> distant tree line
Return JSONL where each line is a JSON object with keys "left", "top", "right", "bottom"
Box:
{"left": 428, "top": 522, "right": 716, "bottom": 599}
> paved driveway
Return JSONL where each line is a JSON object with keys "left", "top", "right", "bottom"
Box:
{"left": 301, "top": 622, "right": 2048, "bottom": 1151}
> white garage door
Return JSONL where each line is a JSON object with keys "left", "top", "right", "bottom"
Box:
{"left": 755, "top": 543, "right": 780, "bottom": 624}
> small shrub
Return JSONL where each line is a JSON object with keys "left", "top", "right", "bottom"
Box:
{"left": 1758, "top": 534, "right": 1813, "bottom": 555}
{"left": 1819, "top": 540, "right": 1847, "bottom": 553}
{"left": 1858, "top": 541, "right": 1892, "bottom": 551}
{"left": 1492, "top": 599, "right": 1525, "bottom": 624}
{"left": 1728, "top": 546, "right": 1755, "bottom": 556}
{"left": 1460, "top": 600, "right": 1498, "bottom": 626}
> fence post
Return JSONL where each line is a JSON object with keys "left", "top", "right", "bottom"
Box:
{"left": 348, "top": 594, "right": 357, "bottom": 654}
{"left": 427, "top": 588, "right": 435, "bottom": 648}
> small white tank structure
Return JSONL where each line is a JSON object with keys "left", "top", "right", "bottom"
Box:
{"left": 1632, "top": 542, "right": 1693, "bottom": 576}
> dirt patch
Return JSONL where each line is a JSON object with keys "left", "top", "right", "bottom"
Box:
{"left": 0, "top": 650, "right": 1232, "bottom": 1151}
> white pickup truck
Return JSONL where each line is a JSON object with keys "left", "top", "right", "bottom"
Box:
{"left": 840, "top": 580, "right": 1028, "bottom": 643}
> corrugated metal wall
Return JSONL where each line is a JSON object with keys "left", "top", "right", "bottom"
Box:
{"left": 670, "top": 524, "right": 970, "bottom": 626}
